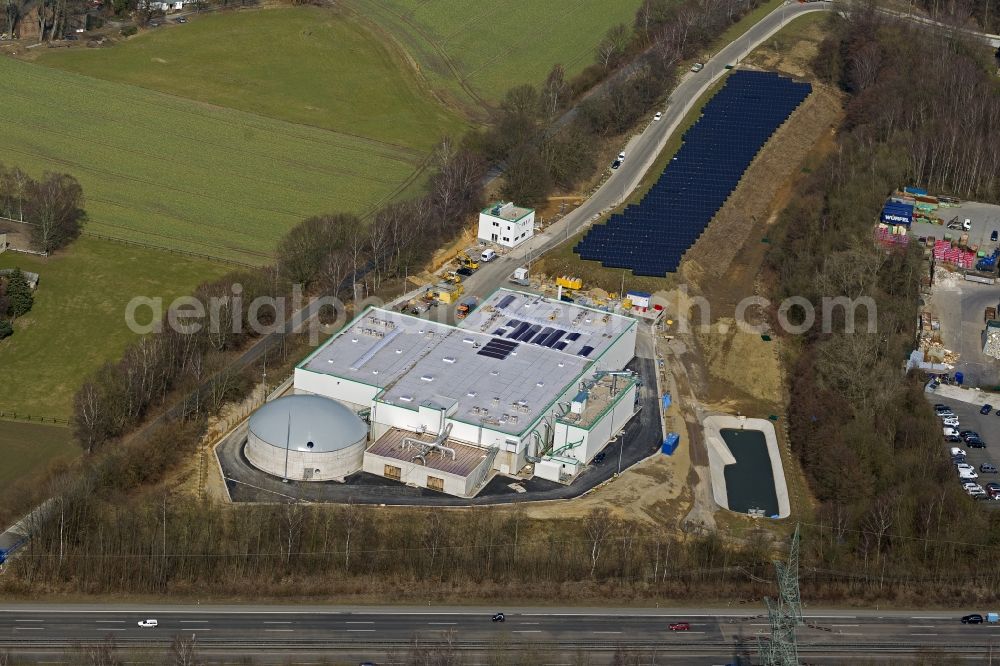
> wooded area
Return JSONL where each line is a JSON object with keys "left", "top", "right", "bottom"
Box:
{"left": 466, "top": 0, "right": 768, "bottom": 205}
{"left": 0, "top": 164, "right": 85, "bottom": 253}
{"left": 768, "top": 7, "right": 1000, "bottom": 582}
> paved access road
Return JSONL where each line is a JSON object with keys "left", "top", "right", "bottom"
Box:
{"left": 456, "top": 1, "right": 832, "bottom": 309}
{"left": 0, "top": 604, "right": 994, "bottom": 664}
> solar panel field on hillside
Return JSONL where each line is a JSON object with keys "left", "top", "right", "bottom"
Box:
{"left": 574, "top": 70, "right": 812, "bottom": 277}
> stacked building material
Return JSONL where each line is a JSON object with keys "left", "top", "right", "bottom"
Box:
{"left": 874, "top": 226, "right": 910, "bottom": 248}
{"left": 933, "top": 239, "right": 976, "bottom": 268}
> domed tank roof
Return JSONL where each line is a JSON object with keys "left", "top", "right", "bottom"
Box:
{"left": 248, "top": 394, "right": 367, "bottom": 453}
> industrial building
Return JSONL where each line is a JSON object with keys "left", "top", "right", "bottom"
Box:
{"left": 245, "top": 394, "right": 368, "bottom": 481}
{"left": 477, "top": 202, "right": 535, "bottom": 249}
{"left": 284, "top": 289, "right": 639, "bottom": 496}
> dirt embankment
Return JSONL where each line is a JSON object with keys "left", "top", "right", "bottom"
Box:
{"left": 546, "top": 22, "right": 845, "bottom": 530}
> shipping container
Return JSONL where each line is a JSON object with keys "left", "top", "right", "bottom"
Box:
{"left": 904, "top": 186, "right": 929, "bottom": 196}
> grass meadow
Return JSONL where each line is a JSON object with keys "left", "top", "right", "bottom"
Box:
{"left": 346, "top": 0, "right": 645, "bottom": 110}
{"left": 0, "top": 236, "right": 229, "bottom": 420}
{"left": 0, "top": 420, "right": 77, "bottom": 488}
{"left": 35, "top": 7, "right": 465, "bottom": 152}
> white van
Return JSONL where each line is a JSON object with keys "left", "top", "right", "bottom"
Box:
{"left": 481, "top": 249, "right": 497, "bottom": 263}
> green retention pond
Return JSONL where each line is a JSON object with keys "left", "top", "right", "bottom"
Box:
{"left": 720, "top": 428, "right": 779, "bottom": 517}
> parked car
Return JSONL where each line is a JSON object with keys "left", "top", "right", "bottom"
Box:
{"left": 959, "top": 468, "right": 979, "bottom": 480}
{"left": 938, "top": 411, "right": 956, "bottom": 420}
{"left": 957, "top": 463, "right": 975, "bottom": 472}
{"left": 618, "top": 152, "right": 626, "bottom": 162}
{"left": 611, "top": 159, "right": 622, "bottom": 170}
{"left": 968, "top": 438, "right": 987, "bottom": 449}
{"left": 945, "top": 435, "right": 963, "bottom": 443}
{"left": 137, "top": 619, "right": 158, "bottom": 628}
{"left": 962, "top": 614, "right": 984, "bottom": 624}
{"left": 944, "top": 427, "right": 960, "bottom": 437}
{"left": 690, "top": 62, "right": 704, "bottom": 72}
{"left": 943, "top": 417, "right": 961, "bottom": 427}
{"left": 982, "top": 404, "right": 994, "bottom": 415}
{"left": 953, "top": 455, "right": 968, "bottom": 465}
{"left": 935, "top": 403, "right": 952, "bottom": 412}
{"left": 669, "top": 622, "right": 691, "bottom": 631}
{"left": 456, "top": 267, "right": 474, "bottom": 277}
{"left": 967, "top": 486, "right": 987, "bottom": 498}
{"left": 951, "top": 447, "right": 968, "bottom": 457}
{"left": 983, "top": 464, "right": 999, "bottom": 474}
{"left": 986, "top": 482, "right": 1000, "bottom": 499}
{"left": 593, "top": 452, "right": 606, "bottom": 464}
{"left": 653, "top": 111, "right": 662, "bottom": 121}
{"left": 993, "top": 230, "right": 998, "bottom": 242}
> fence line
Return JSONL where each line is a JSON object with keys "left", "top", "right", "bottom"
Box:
{"left": 81, "top": 232, "right": 262, "bottom": 269}
{"left": 0, "top": 412, "right": 71, "bottom": 426}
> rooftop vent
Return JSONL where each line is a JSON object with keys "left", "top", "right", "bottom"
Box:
{"left": 442, "top": 357, "right": 456, "bottom": 364}
{"left": 467, "top": 391, "right": 478, "bottom": 398}
{"left": 420, "top": 375, "right": 434, "bottom": 382}
{"left": 399, "top": 395, "right": 414, "bottom": 402}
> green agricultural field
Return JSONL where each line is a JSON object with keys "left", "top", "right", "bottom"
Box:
{"left": 0, "top": 55, "right": 427, "bottom": 264}
{"left": 35, "top": 7, "right": 464, "bottom": 152}
{"left": 0, "top": 236, "right": 229, "bottom": 420}
{"left": 0, "top": 420, "right": 77, "bottom": 487}
{"left": 347, "top": 0, "right": 645, "bottom": 110}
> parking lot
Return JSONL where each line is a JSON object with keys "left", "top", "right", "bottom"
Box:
{"left": 929, "top": 395, "right": 1000, "bottom": 505}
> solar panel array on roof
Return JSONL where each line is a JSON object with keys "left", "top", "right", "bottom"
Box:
{"left": 478, "top": 338, "right": 519, "bottom": 360}
{"left": 574, "top": 71, "right": 811, "bottom": 277}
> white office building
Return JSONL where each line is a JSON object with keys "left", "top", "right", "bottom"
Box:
{"left": 477, "top": 202, "right": 535, "bottom": 249}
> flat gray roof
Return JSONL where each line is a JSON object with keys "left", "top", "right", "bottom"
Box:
{"left": 459, "top": 289, "right": 634, "bottom": 361}
{"left": 482, "top": 202, "right": 532, "bottom": 222}
{"left": 301, "top": 308, "right": 592, "bottom": 436}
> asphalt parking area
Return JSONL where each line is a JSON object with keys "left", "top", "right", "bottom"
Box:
{"left": 930, "top": 397, "right": 1000, "bottom": 506}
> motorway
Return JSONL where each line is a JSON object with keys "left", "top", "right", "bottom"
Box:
{"left": 0, "top": 604, "right": 996, "bottom": 663}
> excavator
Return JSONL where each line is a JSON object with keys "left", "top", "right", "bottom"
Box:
{"left": 457, "top": 253, "right": 479, "bottom": 272}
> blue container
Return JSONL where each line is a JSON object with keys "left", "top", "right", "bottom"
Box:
{"left": 661, "top": 432, "right": 680, "bottom": 455}
{"left": 904, "top": 186, "right": 928, "bottom": 196}
{"left": 881, "top": 202, "right": 914, "bottom": 225}
{"left": 955, "top": 372, "right": 964, "bottom": 385}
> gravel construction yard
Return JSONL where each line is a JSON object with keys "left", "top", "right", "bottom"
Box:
{"left": 929, "top": 269, "right": 1000, "bottom": 389}
{"left": 910, "top": 201, "right": 1000, "bottom": 250}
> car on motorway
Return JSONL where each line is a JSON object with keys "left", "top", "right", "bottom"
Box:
{"left": 137, "top": 619, "right": 158, "bottom": 628}
{"left": 962, "top": 614, "right": 984, "bottom": 624}
{"left": 982, "top": 404, "right": 994, "bottom": 415}
{"left": 491, "top": 612, "right": 505, "bottom": 622}
{"left": 951, "top": 447, "right": 968, "bottom": 457}
{"left": 983, "top": 464, "right": 999, "bottom": 474}
{"left": 669, "top": 622, "right": 691, "bottom": 631}
{"left": 691, "top": 62, "right": 704, "bottom": 72}
{"left": 654, "top": 111, "right": 662, "bottom": 121}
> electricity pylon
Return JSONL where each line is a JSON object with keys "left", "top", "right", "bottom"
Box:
{"left": 758, "top": 524, "right": 802, "bottom": 666}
